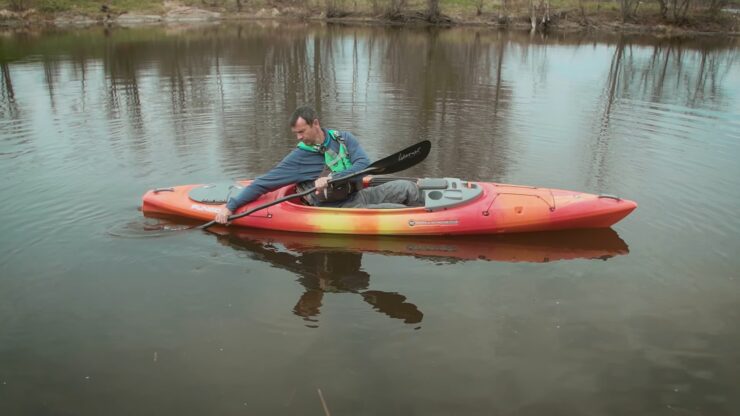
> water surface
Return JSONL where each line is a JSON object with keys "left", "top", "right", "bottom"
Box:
{"left": 1, "top": 23, "right": 739, "bottom": 415}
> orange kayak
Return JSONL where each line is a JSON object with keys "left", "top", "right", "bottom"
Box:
{"left": 141, "top": 177, "right": 636, "bottom": 235}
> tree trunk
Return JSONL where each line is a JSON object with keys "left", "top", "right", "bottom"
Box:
{"left": 540, "top": 0, "right": 550, "bottom": 26}
{"left": 620, "top": 0, "right": 628, "bottom": 22}
{"left": 578, "top": 0, "right": 588, "bottom": 24}
{"left": 427, "top": 0, "right": 440, "bottom": 20}
{"left": 529, "top": 0, "right": 536, "bottom": 31}
{"left": 658, "top": 0, "right": 668, "bottom": 19}
{"left": 389, "top": 0, "right": 406, "bottom": 16}
{"left": 498, "top": 0, "right": 508, "bottom": 22}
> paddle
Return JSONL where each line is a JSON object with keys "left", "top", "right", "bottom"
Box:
{"left": 200, "top": 140, "right": 431, "bottom": 230}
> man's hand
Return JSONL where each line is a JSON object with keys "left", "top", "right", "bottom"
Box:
{"left": 215, "top": 207, "right": 233, "bottom": 225}
{"left": 314, "top": 177, "right": 329, "bottom": 194}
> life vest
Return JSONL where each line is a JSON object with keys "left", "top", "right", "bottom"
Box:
{"left": 296, "top": 129, "right": 353, "bottom": 173}
{"left": 296, "top": 130, "right": 358, "bottom": 205}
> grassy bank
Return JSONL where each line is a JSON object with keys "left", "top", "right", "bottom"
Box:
{"left": 1, "top": 0, "right": 738, "bottom": 33}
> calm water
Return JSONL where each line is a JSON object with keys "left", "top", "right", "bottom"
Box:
{"left": 1, "top": 23, "right": 739, "bottom": 415}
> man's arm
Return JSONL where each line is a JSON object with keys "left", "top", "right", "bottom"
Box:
{"left": 215, "top": 150, "right": 319, "bottom": 223}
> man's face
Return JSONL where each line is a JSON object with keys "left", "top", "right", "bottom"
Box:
{"left": 292, "top": 117, "right": 323, "bottom": 145}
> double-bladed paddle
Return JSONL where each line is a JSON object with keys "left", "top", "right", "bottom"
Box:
{"left": 200, "top": 140, "right": 431, "bottom": 230}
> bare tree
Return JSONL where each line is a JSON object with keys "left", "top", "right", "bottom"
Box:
{"left": 529, "top": 0, "right": 550, "bottom": 30}
{"left": 530, "top": 0, "right": 537, "bottom": 30}
{"left": 497, "top": 0, "right": 508, "bottom": 23}
{"left": 388, "top": 0, "right": 406, "bottom": 16}
{"left": 370, "top": 0, "right": 382, "bottom": 14}
{"left": 476, "top": 0, "right": 484, "bottom": 16}
{"left": 619, "top": 0, "right": 640, "bottom": 21}
{"left": 578, "top": 0, "right": 589, "bottom": 24}
{"left": 8, "top": 0, "right": 31, "bottom": 11}
{"left": 540, "top": 0, "right": 550, "bottom": 26}
{"left": 705, "top": 0, "right": 728, "bottom": 15}
{"left": 657, "top": 0, "right": 669, "bottom": 18}
{"left": 656, "top": 0, "right": 693, "bottom": 21}
{"left": 669, "top": 0, "right": 692, "bottom": 21}
{"left": 427, "top": 0, "right": 440, "bottom": 19}
{"left": 327, "top": 0, "right": 350, "bottom": 17}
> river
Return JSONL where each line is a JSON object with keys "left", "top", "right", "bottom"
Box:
{"left": 1, "top": 23, "right": 739, "bottom": 415}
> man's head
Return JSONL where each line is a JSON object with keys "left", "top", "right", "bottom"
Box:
{"left": 290, "top": 106, "right": 324, "bottom": 145}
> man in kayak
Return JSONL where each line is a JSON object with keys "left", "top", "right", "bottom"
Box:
{"left": 214, "top": 106, "right": 423, "bottom": 224}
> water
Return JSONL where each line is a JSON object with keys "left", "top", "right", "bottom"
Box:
{"left": 1, "top": 23, "right": 739, "bottom": 415}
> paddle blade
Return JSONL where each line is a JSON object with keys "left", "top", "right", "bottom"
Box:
{"left": 368, "top": 140, "right": 431, "bottom": 175}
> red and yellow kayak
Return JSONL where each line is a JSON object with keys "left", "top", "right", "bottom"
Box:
{"left": 141, "top": 177, "right": 636, "bottom": 235}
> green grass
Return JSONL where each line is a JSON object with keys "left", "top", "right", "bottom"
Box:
{"left": 0, "top": 0, "right": 165, "bottom": 13}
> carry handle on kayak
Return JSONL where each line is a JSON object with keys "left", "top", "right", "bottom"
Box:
{"left": 200, "top": 140, "right": 431, "bottom": 230}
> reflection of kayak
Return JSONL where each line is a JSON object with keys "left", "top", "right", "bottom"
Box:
{"left": 207, "top": 226, "right": 629, "bottom": 264}
{"left": 142, "top": 177, "right": 637, "bottom": 235}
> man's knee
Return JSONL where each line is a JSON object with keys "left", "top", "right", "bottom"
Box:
{"left": 386, "top": 180, "right": 417, "bottom": 193}
{"left": 386, "top": 180, "right": 423, "bottom": 205}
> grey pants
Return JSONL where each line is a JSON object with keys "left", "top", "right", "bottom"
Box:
{"left": 337, "top": 180, "right": 425, "bottom": 209}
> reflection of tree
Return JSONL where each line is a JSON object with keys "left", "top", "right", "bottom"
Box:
{"left": 102, "top": 38, "right": 147, "bottom": 153}
{"left": 586, "top": 35, "right": 737, "bottom": 191}
{"left": 613, "top": 37, "right": 737, "bottom": 109}
{"left": 371, "top": 27, "right": 514, "bottom": 180}
{"left": 214, "top": 231, "right": 423, "bottom": 328}
{"left": 6, "top": 24, "right": 736, "bottom": 185}
{"left": 313, "top": 33, "right": 322, "bottom": 113}
{"left": 1, "top": 62, "right": 15, "bottom": 101}
{"left": 71, "top": 55, "right": 88, "bottom": 111}
{"left": 42, "top": 57, "right": 58, "bottom": 111}
{"left": 587, "top": 36, "right": 625, "bottom": 192}
{"left": 0, "top": 62, "right": 20, "bottom": 120}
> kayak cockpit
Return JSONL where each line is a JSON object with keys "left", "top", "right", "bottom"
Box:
{"left": 186, "top": 177, "right": 484, "bottom": 211}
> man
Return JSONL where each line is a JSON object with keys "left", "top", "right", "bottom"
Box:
{"left": 214, "top": 106, "right": 423, "bottom": 224}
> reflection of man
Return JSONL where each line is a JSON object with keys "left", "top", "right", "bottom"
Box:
{"left": 216, "top": 232, "right": 423, "bottom": 327}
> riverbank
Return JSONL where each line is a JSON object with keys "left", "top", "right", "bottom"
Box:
{"left": 1, "top": 0, "right": 738, "bottom": 35}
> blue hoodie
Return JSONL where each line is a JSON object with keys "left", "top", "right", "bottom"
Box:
{"left": 226, "top": 129, "right": 370, "bottom": 211}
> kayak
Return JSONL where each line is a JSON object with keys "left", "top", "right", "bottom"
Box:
{"left": 141, "top": 177, "right": 636, "bottom": 235}
{"left": 205, "top": 227, "right": 630, "bottom": 263}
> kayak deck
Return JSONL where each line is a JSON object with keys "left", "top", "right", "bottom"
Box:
{"left": 142, "top": 177, "right": 637, "bottom": 235}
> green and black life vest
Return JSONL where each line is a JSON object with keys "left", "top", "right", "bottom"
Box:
{"left": 296, "top": 129, "right": 353, "bottom": 173}
{"left": 296, "top": 129, "right": 358, "bottom": 205}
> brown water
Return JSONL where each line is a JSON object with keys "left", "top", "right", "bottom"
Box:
{"left": 1, "top": 23, "right": 739, "bottom": 415}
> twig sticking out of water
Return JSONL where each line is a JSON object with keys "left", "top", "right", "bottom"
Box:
{"left": 317, "top": 388, "right": 331, "bottom": 416}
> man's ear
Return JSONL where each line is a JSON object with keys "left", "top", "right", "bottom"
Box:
{"left": 312, "top": 119, "right": 321, "bottom": 128}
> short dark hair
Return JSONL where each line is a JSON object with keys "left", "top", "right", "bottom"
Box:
{"left": 289, "top": 106, "right": 318, "bottom": 127}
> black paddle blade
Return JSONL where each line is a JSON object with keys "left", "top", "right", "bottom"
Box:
{"left": 368, "top": 140, "right": 431, "bottom": 175}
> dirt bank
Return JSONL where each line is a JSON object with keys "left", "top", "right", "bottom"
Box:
{"left": 1, "top": 1, "right": 738, "bottom": 36}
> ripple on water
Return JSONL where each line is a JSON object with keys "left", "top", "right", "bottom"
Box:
{"left": 105, "top": 217, "right": 197, "bottom": 239}
{"left": 0, "top": 123, "right": 35, "bottom": 159}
